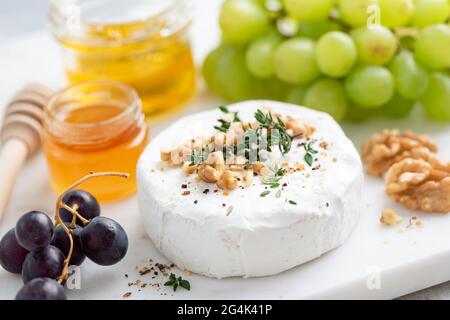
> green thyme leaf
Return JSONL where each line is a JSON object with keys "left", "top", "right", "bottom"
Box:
{"left": 219, "top": 106, "right": 229, "bottom": 113}
{"left": 165, "top": 273, "right": 191, "bottom": 292}
{"left": 179, "top": 280, "right": 191, "bottom": 291}
{"left": 304, "top": 142, "right": 318, "bottom": 167}
{"left": 288, "top": 200, "right": 297, "bottom": 205}
{"left": 227, "top": 206, "right": 233, "bottom": 216}
{"left": 304, "top": 153, "right": 314, "bottom": 167}
{"left": 260, "top": 191, "right": 271, "bottom": 197}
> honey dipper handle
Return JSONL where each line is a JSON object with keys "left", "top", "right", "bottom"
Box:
{"left": 0, "top": 139, "right": 29, "bottom": 220}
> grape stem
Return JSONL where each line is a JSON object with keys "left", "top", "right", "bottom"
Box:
{"left": 54, "top": 172, "right": 130, "bottom": 283}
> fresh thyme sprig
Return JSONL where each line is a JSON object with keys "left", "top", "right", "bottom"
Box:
{"left": 260, "top": 165, "right": 285, "bottom": 190}
{"left": 214, "top": 119, "right": 231, "bottom": 133}
{"left": 262, "top": 176, "right": 283, "bottom": 188}
{"left": 304, "top": 142, "right": 318, "bottom": 167}
{"left": 164, "top": 273, "right": 191, "bottom": 292}
{"left": 275, "top": 167, "right": 285, "bottom": 177}
{"left": 254, "top": 110, "right": 292, "bottom": 155}
{"left": 212, "top": 108, "right": 299, "bottom": 164}
{"left": 214, "top": 106, "right": 241, "bottom": 132}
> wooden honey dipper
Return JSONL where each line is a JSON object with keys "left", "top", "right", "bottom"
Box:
{"left": 0, "top": 83, "right": 54, "bottom": 220}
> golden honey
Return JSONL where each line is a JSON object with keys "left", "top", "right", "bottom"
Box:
{"left": 44, "top": 81, "right": 148, "bottom": 202}
{"left": 49, "top": 0, "right": 196, "bottom": 120}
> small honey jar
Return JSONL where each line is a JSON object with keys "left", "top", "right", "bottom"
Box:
{"left": 48, "top": 0, "right": 196, "bottom": 120}
{"left": 44, "top": 81, "right": 149, "bottom": 202}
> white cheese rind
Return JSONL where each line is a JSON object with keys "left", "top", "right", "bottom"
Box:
{"left": 137, "top": 101, "right": 363, "bottom": 278}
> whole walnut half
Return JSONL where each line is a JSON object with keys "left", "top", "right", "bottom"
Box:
{"left": 362, "top": 129, "right": 438, "bottom": 177}
{"left": 385, "top": 158, "right": 450, "bottom": 214}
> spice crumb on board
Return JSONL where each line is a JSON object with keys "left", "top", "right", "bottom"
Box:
{"left": 408, "top": 217, "right": 424, "bottom": 229}
{"left": 128, "top": 279, "right": 141, "bottom": 287}
{"left": 380, "top": 209, "right": 403, "bottom": 226}
{"left": 124, "top": 259, "right": 180, "bottom": 297}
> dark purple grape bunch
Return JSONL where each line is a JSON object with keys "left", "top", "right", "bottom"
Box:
{"left": 0, "top": 172, "right": 129, "bottom": 300}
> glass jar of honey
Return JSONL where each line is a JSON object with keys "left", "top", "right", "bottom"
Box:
{"left": 44, "top": 81, "right": 149, "bottom": 202}
{"left": 48, "top": 0, "right": 196, "bottom": 120}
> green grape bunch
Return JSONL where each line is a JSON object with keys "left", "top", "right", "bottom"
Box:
{"left": 204, "top": 0, "right": 450, "bottom": 123}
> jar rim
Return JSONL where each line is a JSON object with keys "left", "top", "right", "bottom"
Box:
{"left": 46, "top": 80, "right": 141, "bottom": 130}
{"left": 48, "top": 0, "right": 192, "bottom": 45}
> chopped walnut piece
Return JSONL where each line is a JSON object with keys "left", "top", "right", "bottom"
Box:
{"left": 206, "top": 151, "right": 225, "bottom": 165}
{"left": 252, "top": 162, "right": 266, "bottom": 175}
{"left": 242, "top": 170, "right": 254, "bottom": 187}
{"left": 385, "top": 158, "right": 450, "bottom": 214}
{"left": 252, "top": 162, "right": 271, "bottom": 177}
{"left": 198, "top": 164, "right": 221, "bottom": 183}
{"left": 285, "top": 117, "right": 316, "bottom": 138}
{"left": 182, "top": 162, "right": 196, "bottom": 176}
{"left": 362, "top": 129, "right": 438, "bottom": 177}
{"left": 170, "top": 146, "right": 191, "bottom": 166}
{"left": 217, "top": 170, "right": 239, "bottom": 190}
{"left": 380, "top": 209, "right": 403, "bottom": 226}
{"left": 160, "top": 149, "right": 171, "bottom": 162}
{"left": 213, "top": 132, "right": 227, "bottom": 147}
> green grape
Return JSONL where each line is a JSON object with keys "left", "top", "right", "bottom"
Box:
{"left": 250, "top": 77, "right": 289, "bottom": 101}
{"left": 351, "top": 26, "right": 398, "bottom": 65}
{"left": 202, "top": 45, "right": 252, "bottom": 102}
{"left": 345, "top": 65, "right": 395, "bottom": 108}
{"left": 338, "top": 0, "right": 379, "bottom": 27}
{"left": 413, "top": 0, "right": 450, "bottom": 27}
{"left": 219, "top": 0, "right": 269, "bottom": 44}
{"left": 285, "top": 85, "right": 309, "bottom": 105}
{"left": 378, "top": 93, "right": 415, "bottom": 119}
{"left": 420, "top": 72, "right": 450, "bottom": 121}
{"left": 246, "top": 35, "right": 281, "bottom": 79}
{"left": 304, "top": 79, "right": 349, "bottom": 121}
{"left": 344, "top": 104, "right": 377, "bottom": 122}
{"left": 378, "top": 0, "right": 415, "bottom": 27}
{"left": 297, "top": 20, "right": 342, "bottom": 40}
{"left": 284, "top": 0, "right": 336, "bottom": 21}
{"left": 415, "top": 24, "right": 450, "bottom": 70}
{"left": 316, "top": 31, "right": 357, "bottom": 78}
{"left": 389, "top": 50, "right": 429, "bottom": 100}
{"left": 273, "top": 38, "right": 321, "bottom": 85}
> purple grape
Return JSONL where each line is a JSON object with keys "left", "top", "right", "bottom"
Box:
{"left": 15, "top": 211, "right": 53, "bottom": 251}
{"left": 51, "top": 223, "right": 86, "bottom": 266}
{"left": 15, "top": 277, "right": 66, "bottom": 300}
{"left": 0, "top": 228, "right": 29, "bottom": 274}
{"left": 81, "top": 217, "right": 128, "bottom": 266}
{"left": 22, "top": 245, "right": 65, "bottom": 283}
{"left": 59, "top": 190, "right": 100, "bottom": 226}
